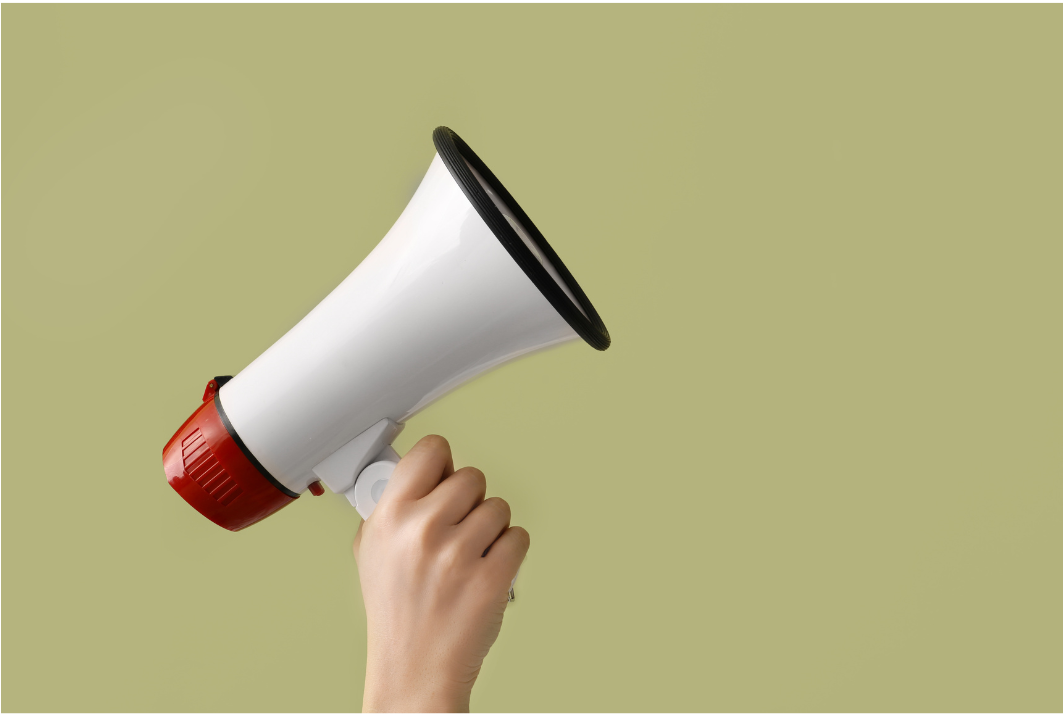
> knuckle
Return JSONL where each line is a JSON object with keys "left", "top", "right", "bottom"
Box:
{"left": 438, "top": 541, "right": 463, "bottom": 572}
{"left": 423, "top": 501, "right": 454, "bottom": 529}
{"left": 369, "top": 502, "right": 399, "bottom": 528}
{"left": 456, "top": 466, "right": 486, "bottom": 491}
{"left": 409, "top": 521, "right": 437, "bottom": 560}
{"left": 486, "top": 496, "right": 511, "bottom": 520}
{"left": 510, "top": 525, "right": 531, "bottom": 550}
{"left": 417, "top": 434, "right": 450, "bottom": 454}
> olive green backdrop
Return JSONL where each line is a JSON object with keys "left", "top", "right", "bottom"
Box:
{"left": 3, "top": 4, "right": 1061, "bottom": 712}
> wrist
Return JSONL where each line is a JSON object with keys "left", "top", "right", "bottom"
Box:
{"left": 363, "top": 684, "right": 469, "bottom": 713}
{"left": 363, "top": 649, "right": 473, "bottom": 713}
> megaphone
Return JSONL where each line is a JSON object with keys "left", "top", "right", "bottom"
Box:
{"left": 163, "top": 127, "right": 610, "bottom": 531}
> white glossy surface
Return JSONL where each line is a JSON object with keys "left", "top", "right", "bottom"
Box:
{"left": 310, "top": 418, "right": 403, "bottom": 495}
{"left": 347, "top": 456, "right": 398, "bottom": 520}
{"left": 220, "top": 154, "right": 579, "bottom": 492}
{"left": 464, "top": 158, "right": 588, "bottom": 319}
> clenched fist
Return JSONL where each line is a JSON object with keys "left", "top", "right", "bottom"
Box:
{"left": 353, "top": 435, "right": 530, "bottom": 712}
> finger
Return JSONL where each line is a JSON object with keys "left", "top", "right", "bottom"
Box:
{"left": 482, "top": 526, "right": 530, "bottom": 583}
{"left": 458, "top": 496, "right": 512, "bottom": 555}
{"left": 422, "top": 466, "right": 486, "bottom": 525}
{"left": 384, "top": 435, "right": 453, "bottom": 503}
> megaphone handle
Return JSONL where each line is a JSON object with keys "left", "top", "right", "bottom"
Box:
{"left": 372, "top": 445, "right": 402, "bottom": 467}
{"left": 348, "top": 450, "right": 519, "bottom": 602}
{"left": 347, "top": 447, "right": 400, "bottom": 520}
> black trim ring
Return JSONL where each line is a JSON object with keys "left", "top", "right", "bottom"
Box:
{"left": 432, "top": 127, "right": 611, "bottom": 351}
{"left": 214, "top": 393, "right": 300, "bottom": 499}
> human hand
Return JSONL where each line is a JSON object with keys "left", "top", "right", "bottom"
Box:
{"left": 353, "top": 435, "right": 530, "bottom": 713}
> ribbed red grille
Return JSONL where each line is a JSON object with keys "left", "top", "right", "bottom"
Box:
{"left": 181, "top": 428, "right": 243, "bottom": 506}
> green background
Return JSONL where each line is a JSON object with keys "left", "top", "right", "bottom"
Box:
{"left": 3, "top": 4, "right": 1061, "bottom": 712}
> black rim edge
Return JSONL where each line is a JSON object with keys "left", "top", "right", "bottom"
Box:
{"left": 214, "top": 394, "right": 300, "bottom": 499}
{"left": 432, "top": 126, "right": 611, "bottom": 351}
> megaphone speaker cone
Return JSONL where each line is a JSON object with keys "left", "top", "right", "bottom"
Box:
{"left": 432, "top": 127, "right": 610, "bottom": 351}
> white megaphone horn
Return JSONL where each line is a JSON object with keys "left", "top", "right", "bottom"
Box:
{"left": 163, "top": 126, "right": 610, "bottom": 531}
